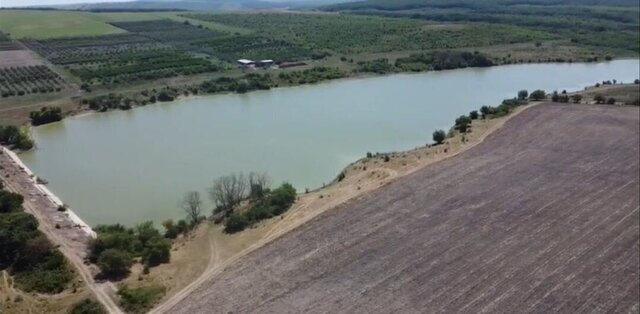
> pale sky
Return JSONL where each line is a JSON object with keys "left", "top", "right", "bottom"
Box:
{"left": 0, "top": 0, "right": 131, "bottom": 8}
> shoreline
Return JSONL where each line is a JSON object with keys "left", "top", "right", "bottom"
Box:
{"left": 11, "top": 58, "right": 637, "bottom": 129}
{"left": 1, "top": 146, "right": 96, "bottom": 238}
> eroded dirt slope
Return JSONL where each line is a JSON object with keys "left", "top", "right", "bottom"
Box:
{"left": 171, "top": 103, "right": 640, "bottom": 314}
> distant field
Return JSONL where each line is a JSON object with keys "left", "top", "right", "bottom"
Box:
{"left": 185, "top": 12, "right": 556, "bottom": 54}
{"left": 0, "top": 10, "right": 125, "bottom": 39}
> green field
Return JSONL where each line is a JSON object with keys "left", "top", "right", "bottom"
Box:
{"left": 0, "top": 10, "right": 126, "bottom": 39}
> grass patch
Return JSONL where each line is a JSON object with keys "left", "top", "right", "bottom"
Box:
{"left": 117, "top": 285, "right": 165, "bottom": 314}
{"left": 0, "top": 10, "right": 125, "bottom": 39}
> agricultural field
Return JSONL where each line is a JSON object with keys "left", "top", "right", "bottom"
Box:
{"left": 0, "top": 65, "right": 66, "bottom": 98}
{"left": 0, "top": 10, "right": 125, "bottom": 39}
{"left": 22, "top": 33, "right": 219, "bottom": 86}
{"left": 109, "top": 19, "right": 226, "bottom": 44}
{"left": 168, "top": 104, "right": 639, "bottom": 313}
{"left": 325, "top": 0, "right": 640, "bottom": 55}
{"left": 185, "top": 13, "right": 557, "bottom": 54}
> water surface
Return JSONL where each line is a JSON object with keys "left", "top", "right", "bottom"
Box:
{"left": 20, "top": 60, "right": 640, "bottom": 226}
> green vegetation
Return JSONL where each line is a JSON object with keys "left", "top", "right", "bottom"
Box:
{"left": 530, "top": 89, "right": 547, "bottom": 101}
{"left": 117, "top": 285, "right": 165, "bottom": 314}
{"left": 30, "top": 106, "right": 63, "bottom": 126}
{"left": 324, "top": 0, "right": 639, "bottom": 55}
{"left": 432, "top": 129, "right": 446, "bottom": 144}
{"left": 224, "top": 183, "right": 297, "bottom": 233}
{"left": 0, "top": 125, "right": 34, "bottom": 150}
{"left": 454, "top": 115, "right": 472, "bottom": 133}
{"left": 109, "top": 19, "right": 225, "bottom": 43}
{"left": 70, "top": 299, "right": 106, "bottom": 314}
{"left": 23, "top": 33, "right": 219, "bottom": 87}
{"left": 0, "top": 10, "right": 125, "bottom": 39}
{"left": 0, "top": 65, "right": 66, "bottom": 98}
{"left": 0, "top": 183, "right": 74, "bottom": 294}
{"left": 186, "top": 12, "right": 556, "bottom": 55}
{"left": 195, "top": 34, "right": 317, "bottom": 63}
{"left": 395, "top": 50, "right": 493, "bottom": 72}
{"left": 89, "top": 222, "right": 171, "bottom": 279}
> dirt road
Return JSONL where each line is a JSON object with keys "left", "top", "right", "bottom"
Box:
{"left": 0, "top": 148, "right": 123, "bottom": 314}
{"left": 167, "top": 103, "right": 640, "bottom": 313}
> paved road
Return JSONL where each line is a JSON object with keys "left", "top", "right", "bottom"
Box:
{"left": 169, "top": 104, "right": 639, "bottom": 314}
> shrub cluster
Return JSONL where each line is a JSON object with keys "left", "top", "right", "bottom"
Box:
{"left": 0, "top": 125, "right": 34, "bottom": 150}
{"left": 117, "top": 285, "right": 165, "bottom": 314}
{"left": 224, "top": 183, "right": 297, "bottom": 233}
{"left": 30, "top": 106, "right": 63, "bottom": 126}
{"left": 396, "top": 50, "right": 493, "bottom": 72}
{"left": 89, "top": 222, "right": 171, "bottom": 279}
{"left": 70, "top": 299, "right": 106, "bottom": 314}
{"left": 0, "top": 184, "right": 73, "bottom": 294}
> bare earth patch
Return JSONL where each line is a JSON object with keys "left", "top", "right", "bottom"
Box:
{"left": 164, "top": 103, "right": 639, "bottom": 313}
{"left": 0, "top": 49, "right": 41, "bottom": 68}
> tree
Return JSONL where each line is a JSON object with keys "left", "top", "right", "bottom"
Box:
{"left": 469, "top": 110, "right": 479, "bottom": 120}
{"left": 455, "top": 115, "right": 472, "bottom": 133}
{"left": 97, "top": 248, "right": 132, "bottom": 279}
{"left": 209, "top": 173, "right": 247, "bottom": 216}
{"left": 180, "top": 191, "right": 202, "bottom": 226}
{"left": 517, "top": 90, "right": 528, "bottom": 100}
{"left": 432, "top": 130, "right": 446, "bottom": 145}
{"left": 571, "top": 94, "right": 583, "bottom": 103}
{"left": 480, "top": 105, "right": 491, "bottom": 117}
{"left": 530, "top": 90, "right": 546, "bottom": 101}
{"left": 551, "top": 91, "right": 560, "bottom": 102}
{"left": 248, "top": 172, "right": 269, "bottom": 200}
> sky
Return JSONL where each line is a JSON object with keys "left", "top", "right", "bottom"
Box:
{"left": 1, "top": 0, "right": 132, "bottom": 8}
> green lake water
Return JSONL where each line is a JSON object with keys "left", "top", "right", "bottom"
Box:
{"left": 19, "top": 60, "right": 640, "bottom": 226}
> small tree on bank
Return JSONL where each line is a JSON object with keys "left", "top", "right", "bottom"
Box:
{"left": 433, "top": 129, "right": 446, "bottom": 145}
{"left": 209, "top": 173, "right": 247, "bottom": 216}
{"left": 180, "top": 191, "right": 202, "bottom": 227}
{"left": 530, "top": 90, "right": 546, "bottom": 101}
{"left": 518, "top": 90, "right": 528, "bottom": 100}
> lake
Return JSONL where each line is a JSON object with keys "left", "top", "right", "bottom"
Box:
{"left": 19, "top": 60, "right": 640, "bottom": 226}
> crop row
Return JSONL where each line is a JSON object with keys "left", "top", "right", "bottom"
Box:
{"left": 0, "top": 65, "right": 65, "bottom": 97}
{"left": 195, "top": 35, "right": 318, "bottom": 63}
{"left": 110, "top": 20, "right": 226, "bottom": 43}
{"left": 69, "top": 50, "right": 219, "bottom": 82}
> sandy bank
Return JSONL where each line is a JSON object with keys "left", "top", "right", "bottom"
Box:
{"left": 1, "top": 146, "right": 96, "bottom": 238}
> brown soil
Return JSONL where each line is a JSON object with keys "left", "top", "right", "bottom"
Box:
{"left": 148, "top": 104, "right": 537, "bottom": 313}
{"left": 164, "top": 103, "right": 639, "bottom": 313}
{"left": 0, "top": 49, "right": 41, "bottom": 68}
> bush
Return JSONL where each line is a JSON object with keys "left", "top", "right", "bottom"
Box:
{"left": 530, "top": 90, "right": 546, "bottom": 101}
{"left": 517, "top": 90, "right": 528, "bottom": 100}
{"left": 97, "top": 249, "right": 132, "bottom": 279}
{"left": 594, "top": 94, "right": 605, "bottom": 104}
{"left": 118, "top": 285, "right": 165, "bottom": 314}
{"left": 432, "top": 129, "right": 446, "bottom": 144}
{"left": 141, "top": 237, "right": 171, "bottom": 267}
{"left": 71, "top": 299, "right": 106, "bottom": 314}
{"left": 224, "top": 183, "right": 296, "bottom": 233}
{"left": 606, "top": 97, "right": 616, "bottom": 105}
{"left": 224, "top": 213, "right": 250, "bottom": 233}
{"left": 29, "top": 106, "right": 62, "bottom": 126}
{"left": 455, "top": 115, "right": 472, "bottom": 133}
